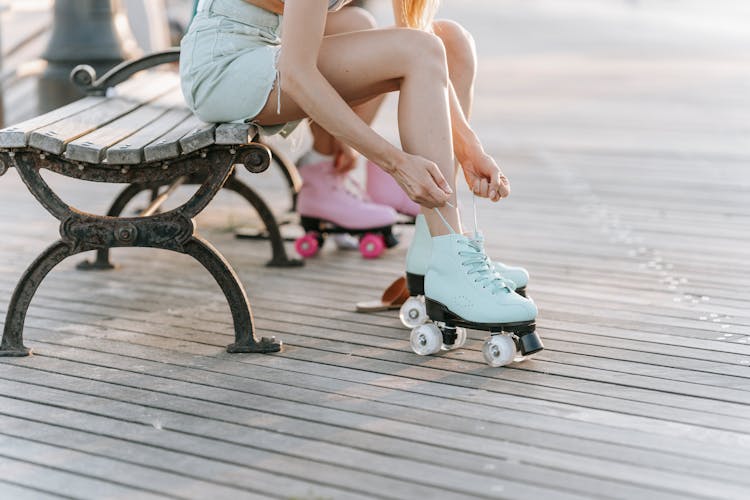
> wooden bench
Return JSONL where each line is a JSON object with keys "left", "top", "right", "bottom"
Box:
{"left": 0, "top": 49, "right": 301, "bottom": 357}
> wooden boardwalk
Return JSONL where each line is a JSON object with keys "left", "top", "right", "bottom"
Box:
{"left": 1, "top": 1, "right": 749, "bottom": 498}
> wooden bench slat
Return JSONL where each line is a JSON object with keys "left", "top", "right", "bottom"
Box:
{"left": 143, "top": 115, "right": 215, "bottom": 162}
{"left": 215, "top": 123, "right": 258, "bottom": 145}
{"left": 0, "top": 73, "right": 173, "bottom": 149}
{"left": 66, "top": 89, "right": 188, "bottom": 164}
{"left": 178, "top": 119, "right": 217, "bottom": 156}
{"left": 106, "top": 109, "right": 193, "bottom": 165}
{"left": 0, "top": 97, "right": 104, "bottom": 148}
{"left": 28, "top": 73, "right": 179, "bottom": 155}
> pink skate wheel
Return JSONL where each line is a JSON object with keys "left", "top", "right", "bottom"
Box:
{"left": 359, "top": 233, "right": 385, "bottom": 259}
{"left": 295, "top": 233, "right": 320, "bottom": 258}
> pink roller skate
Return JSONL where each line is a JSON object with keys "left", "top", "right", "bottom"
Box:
{"left": 295, "top": 160, "right": 399, "bottom": 259}
{"left": 366, "top": 161, "right": 420, "bottom": 220}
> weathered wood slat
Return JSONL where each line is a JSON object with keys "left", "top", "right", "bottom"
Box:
{"left": 106, "top": 108, "right": 192, "bottom": 165}
{"left": 64, "top": 105, "right": 168, "bottom": 164}
{"left": 65, "top": 89, "right": 188, "bottom": 164}
{"left": 0, "top": 97, "right": 103, "bottom": 148}
{"left": 0, "top": 415, "right": 366, "bottom": 500}
{"left": 28, "top": 74, "right": 178, "bottom": 155}
{"left": 0, "top": 480, "right": 62, "bottom": 500}
{"left": 0, "top": 455, "right": 165, "bottom": 500}
{"left": 23, "top": 327, "right": 750, "bottom": 477}
{"left": 0, "top": 378, "right": 693, "bottom": 500}
{"left": 179, "top": 119, "right": 219, "bottom": 155}
{"left": 215, "top": 123, "right": 257, "bottom": 145}
{"left": 143, "top": 114, "right": 215, "bottom": 162}
{"left": 0, "top": 75, "right": 166, "bottom": 150}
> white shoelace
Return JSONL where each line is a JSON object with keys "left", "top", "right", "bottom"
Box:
{"left": 434, "top": 201, "right": 513, "bottom": 295}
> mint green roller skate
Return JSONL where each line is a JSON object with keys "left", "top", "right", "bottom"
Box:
{"left": 408, "top": 207, "right": 542, "bottom": 367}
{"left": 400, "top": 209, "right": 530, "bottom": 330}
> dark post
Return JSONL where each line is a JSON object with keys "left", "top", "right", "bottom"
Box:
{"left": 38, "top": 0, "right": 127, "bottom": 113}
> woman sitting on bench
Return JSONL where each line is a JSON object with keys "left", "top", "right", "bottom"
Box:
{"left": 180, "top": 0, "right": 539, "bottom": 359}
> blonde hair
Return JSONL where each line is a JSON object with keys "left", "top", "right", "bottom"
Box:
{"left": 402, "top": 0, "right": 440, "bottom": 30}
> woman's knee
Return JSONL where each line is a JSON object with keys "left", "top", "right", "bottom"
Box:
{"left": 400, "top": 30, "right": 448, "bottom": 81}
{"left": 432, "top": 20, "right": 476, "bottom": 66}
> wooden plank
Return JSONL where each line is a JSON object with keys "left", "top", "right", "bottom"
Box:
{"left": 0, "top": 432, "right": 268, "bottom": 500}
{"left": 143, "top": 114, "right": 214, "bottom": 162}
{"left": 65, "top": 88, "right": 188, "bottom": 164}
{"left": 28, "top": 75, "right": 178, "bottom": 155}
{"left": 0, "top": 480, "right": 63, "bottom": 500}
{"left": 178, "top": 120, "right": 217, "bottom": 155}
{"left": 0, "top": 376, "right": 697, "bottom": 500}
{"left": 0, "top": 415, "right": 367, "bottom": 500}
{"left": 215, "top": 123, "right": 257, "bottom": 145}
{"left": 106, "top": 108, "right": 192, "bottom": 165}
{"left": 64, "top": 105, "right": 167, "bottom": 164}
{"left": 0, "top": 456, "right": 165, "bottom": 500}
{"left": 0, "top": 97, "right": 103, "bottom": 148}
{"left": 12, "top": 335, "right": 750, "bottom": 481}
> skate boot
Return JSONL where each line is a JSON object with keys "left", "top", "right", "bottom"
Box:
{"left": 294, "top": 159, "right": 399, "bottom": 259}
{"left": 410, "top": 212, "right": 543, "bottom": 366}
{"left": 366, "top": 160, "right": 420, "bottom": 219}
{"left": 399, "top": 213, "right": 531, "bottom": 329}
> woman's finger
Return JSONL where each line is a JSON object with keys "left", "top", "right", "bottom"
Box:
{"left": 489, "top": 170, "right": 501, "bottom": 201}
{"left": 480, "top": 178, "right": 489, "bottom": 198}
{"left": 428, "top": 163, "right": 453, "bottom": 196}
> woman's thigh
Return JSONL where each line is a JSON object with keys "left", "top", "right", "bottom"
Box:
{"left": 325, "top": 6, "right": 377, "bottom": 35}
{"left": 253, "top": 28, "right": 444, "bottom": 125}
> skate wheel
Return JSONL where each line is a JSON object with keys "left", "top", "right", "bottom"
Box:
{"left": 359, "top": 233, "right": 385, "bottom": 259}
{"left": 399, "top": 296, "right": 427, "bottom": 328}
{"left": 410, "top": 323, "right": 442, "bottom": 356}
{"left": 482, "top": 334, "right": 516, "bottom": 367}
{"left": 453, "top": 327, "right": 468, "bottom": 349}
{"left": 295, "top": 233, "right": 320, "bottom": 258}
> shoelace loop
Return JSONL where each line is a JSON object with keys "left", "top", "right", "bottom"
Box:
{"left": 458, "top": 238, "right": 512, "bottom": 295}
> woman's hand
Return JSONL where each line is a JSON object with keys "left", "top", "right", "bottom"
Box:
{"left": 388, "top": 152, "right": 453, "bottom": 208}
{"left": 332, "top": 139, "right": 359, "bottom": 174}
{"left": 459, "top": 145, "right": 510, "bottom": 202}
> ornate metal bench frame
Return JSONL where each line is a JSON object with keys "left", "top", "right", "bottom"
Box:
{"left": 0, "top": 50, "right": 296, "bottom": 357}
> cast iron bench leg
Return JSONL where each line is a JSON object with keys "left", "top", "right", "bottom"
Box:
{"left": 2, "top": 145, "right": 283, "bottom": 357}
{"left": 78, "top": 182, "right": 151, "bottom": 270}
{"left": 1, "top": 241, "right": 74, "bottom": 356}
{"left": 82, "top": 174, "right": 302, "bottom": 271}
{"left": 223, "top": 175, "right": 302, "bottom": 268}
{"left": 183, "top": 235, "right": 281, "bottom": 353}
{"left": 265, "top": 142, "right": 301, "bottom": 213}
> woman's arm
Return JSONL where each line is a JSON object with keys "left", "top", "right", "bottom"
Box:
{"left": 280, "top": 0, "right": 451, "bottom": 206}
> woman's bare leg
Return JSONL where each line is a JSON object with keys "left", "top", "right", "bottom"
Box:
{"left": 432, "top": 19, "right": 478, "bottom": 201}
{"left": 434, "top": 20, "right": 477, "bottom": 118}
{"left": 310, "top": 7, "right": 386, "bottom": 156}
{"left": 254, "top": 28, "right": 460, "bottom": 235}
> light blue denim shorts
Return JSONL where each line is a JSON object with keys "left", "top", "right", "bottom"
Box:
{"left": 180, "top": 0, "right": 297, "bottom": 135}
